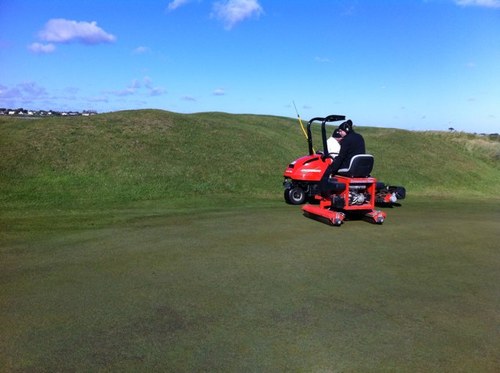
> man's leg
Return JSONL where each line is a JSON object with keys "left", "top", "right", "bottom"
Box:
{"left": 319, "top": 164, "right": 334, "bottom": 196}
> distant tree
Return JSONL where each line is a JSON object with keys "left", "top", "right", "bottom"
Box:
{"left": 448, "top": 127, "right": 455, "bottom": 132}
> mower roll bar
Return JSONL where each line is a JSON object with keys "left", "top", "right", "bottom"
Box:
{"left": 307, "top": 115, "right": 346, "bottom": 156}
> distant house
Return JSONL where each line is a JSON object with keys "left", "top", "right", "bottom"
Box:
{"left": 0, "top": 107, "right": 98, "bottom": 117}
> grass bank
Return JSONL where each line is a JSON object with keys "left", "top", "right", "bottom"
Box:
{"left": 1, "top": 110, "right": 499, "bottom": 217}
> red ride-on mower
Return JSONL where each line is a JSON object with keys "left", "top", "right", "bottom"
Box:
{"left": 283, "top": 115, "right": 405, "bottom": 206}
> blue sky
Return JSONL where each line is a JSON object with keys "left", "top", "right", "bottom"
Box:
{"left": 1, "top": 0, "right": 499, "bottom": 133}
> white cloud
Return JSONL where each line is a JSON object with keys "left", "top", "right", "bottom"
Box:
{"left": 112, "top": 87, "right": 137, "bottom": 97}
{"left": 108, "top": 77, "right": 166, "bottom": 97}
{"left": 212, "top": 0, "right": 263, "bottom": 29}
{"left": 454, "top": 0, "right": 500, "bottom": 8}
{"left": 143, "top": 76, "right": 153, "bottom": 88}
{"left": 213, "top": 88, "right": 225, "bottom": 96}
{"left": 167, "top": 0, "right": 192, "bottom": 11}
{"left": 38, "top": 18, "right": 116, "bottom": 45}
{"left": 315, "top": 56, "right": 331, "bottom": 63}
{"left": 0, "top": 82, "right": 48, "bottom": 103}
{"left": 20, "top": 82, "right": 48, "bottom": 97}
{"left": 133, "top": 46, "right": 150, "bottom": 54}
{"left": 88, "top": 96, "right": 109, "bottom": 103}
{"left": 108, "top": 80, "right": 140, "bottom": 96}
{"left": 0, "top": 84, "right": 19, "bottom": 100}
{"left": 28, "top": 42, "right": 56, "bottom": 54}
{"left": 143, "top": 76, "right": 166, "bottom": 95}
{"left": 148, "top": 87, "right": 166, "bottom": 96}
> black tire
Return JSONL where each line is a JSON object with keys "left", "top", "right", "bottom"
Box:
{"left": 284, "top": 189, "right": 291, "bottom": 204}
{"left": 285, "top": 187, "right": 306, "bottom": 205}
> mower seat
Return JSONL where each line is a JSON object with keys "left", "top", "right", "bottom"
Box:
{"left": 337, "top": 154, "right": 374, "bottom": 177}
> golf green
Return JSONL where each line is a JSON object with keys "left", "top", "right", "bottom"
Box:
{"left": 1, "top": 198, "right": 499, "bottom": 371}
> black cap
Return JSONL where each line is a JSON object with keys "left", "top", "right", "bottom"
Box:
{"left": 338, "top": 120, "right": 353, "bottom": 133}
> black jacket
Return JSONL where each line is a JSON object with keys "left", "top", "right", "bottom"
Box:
{"left": 329, "top": 130, "right": 366, "bottom": 175}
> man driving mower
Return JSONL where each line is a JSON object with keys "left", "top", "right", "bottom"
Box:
{"left": 320, "top": 119, "right": 365, "bottom": 193}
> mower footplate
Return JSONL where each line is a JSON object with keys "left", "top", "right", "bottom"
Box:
{"left": 302, "top": 204, "right": 345, "bottom": 226}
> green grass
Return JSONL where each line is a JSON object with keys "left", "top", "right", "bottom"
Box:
{"left": 0, "top": 111, "right": 299, "bottom": 212}
{"left": 1, "top": 198, "right": 499, "bottom": 371}
{"left": 361, "top": 126, "right": 500, "bottom": 197}
{"left": 1, "top": 110, "right": 499, "bottom": 215}
{"left": 1, "top": 110, "right": 500, "bottom": 371}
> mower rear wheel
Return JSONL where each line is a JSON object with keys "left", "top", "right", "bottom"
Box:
{"left": 285, "top": 187, "right": 306, "bottom": 205}
{"left": 332, "top": 218, "right": 343, "bottom": 226}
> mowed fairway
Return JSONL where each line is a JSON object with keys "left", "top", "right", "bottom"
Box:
{"left": 2, "top": 198, "right": 499, "bottom": 372}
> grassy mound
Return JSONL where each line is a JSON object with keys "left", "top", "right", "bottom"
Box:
{"left": 1, "top": 111, "right": 298, "bottom": 211}
{"left": 1, "top": 110, "right": 499, "bottom": 214}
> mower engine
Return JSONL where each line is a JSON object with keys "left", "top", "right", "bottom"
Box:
{"left": 350, "top": 190, "right": 369, "bottom": 205}
{"left": 348, "top": 184, "right": 370, "bottom": 205}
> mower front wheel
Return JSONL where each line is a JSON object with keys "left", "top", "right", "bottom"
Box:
{"left": 285, "top": 187, "right": 306, "bottom": 205}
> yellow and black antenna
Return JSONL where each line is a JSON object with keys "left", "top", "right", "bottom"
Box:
{"left": 293, "top": 101, "right": 308, "bottom": 140}
{"left": 293, "top": 101, "right": 314, "bottom": 153}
